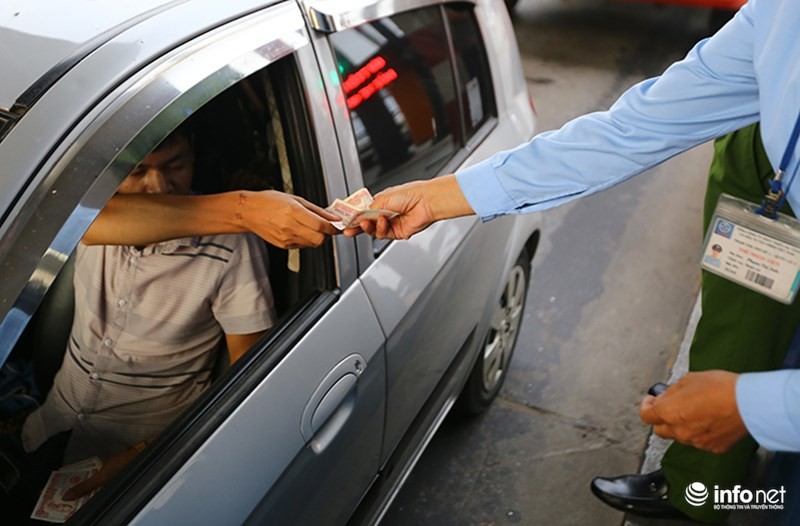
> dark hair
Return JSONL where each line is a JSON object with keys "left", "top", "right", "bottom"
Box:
{"left": 153, "top": 119, "right": 195, "bottom": 153}
{"left": 712, "top": 244, "right": 722, "bottom": 252}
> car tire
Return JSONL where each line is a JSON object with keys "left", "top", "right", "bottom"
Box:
{"left": 456, "top": 248, "right": 531, "bottom": 415}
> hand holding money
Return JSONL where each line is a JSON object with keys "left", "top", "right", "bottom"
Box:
{"left": 342, "top": 176, "right": 475, "bottom": 240}
{"left": 31, "top": 458, "right": 102, "bottom": 523}
{"left": 326, "top": 188, "right": 398, "bottom": 230}
{"left": 62, "top": 442, "right": 147, "bottom": 502}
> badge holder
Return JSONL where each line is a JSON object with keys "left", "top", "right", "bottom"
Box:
{"left": 700, "top": 118, "right": 800, "bottom": 304}
{"left": 701, "top": 194, "right": 800, "bottom": 304}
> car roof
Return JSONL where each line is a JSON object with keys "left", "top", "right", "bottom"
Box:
{"left": 0, "top": 0, "right": 179, "bottom": 111}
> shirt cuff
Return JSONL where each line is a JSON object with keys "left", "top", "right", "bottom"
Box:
{"left": 737, "top": 370, "right": 800, "bottom": 452}
{"left": 455, "top": 158, "right": 519, "bottom": 221}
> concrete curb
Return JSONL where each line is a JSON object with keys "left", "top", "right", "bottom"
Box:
{"left": 639, "top": 292, "right": 701, "bottom": 475}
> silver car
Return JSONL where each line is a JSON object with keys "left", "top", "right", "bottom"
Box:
{"left": 0, "top": 0, "right": 540, "bottom": 523}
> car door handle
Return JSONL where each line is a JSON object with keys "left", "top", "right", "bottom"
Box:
{"left": 309, "top": 377, "right": 357, "bottom": 454}
{"left": 301, "top": 353, "right": 365, "bottom": 451}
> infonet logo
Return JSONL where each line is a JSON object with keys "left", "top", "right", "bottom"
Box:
{"left": 685, "top": 482, "right": 708, "bottom": 507}
{"left": 685, "top": 482, "right": 787, "bottom": 511}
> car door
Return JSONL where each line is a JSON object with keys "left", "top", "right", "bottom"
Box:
{"left": 0, "top": 2, "right": 385, "bottom": 525}
{"left": 305, "top": 0, "right": 512, "bottom": 469}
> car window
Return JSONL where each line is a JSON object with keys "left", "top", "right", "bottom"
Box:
{"left": 186, "top": 60, "right": 335, "bottom": 315}
{"left": 0, "top": 53, "right": 335, "bottom": 523}
{"left": 445, "top": 5, "right": 496, "bottom": 140}
{"left": 329, "top": 6, "right": 460, "bottom": 193}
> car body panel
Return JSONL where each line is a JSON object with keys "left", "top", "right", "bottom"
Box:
{"left": 129, "top": 282, "right": 385, "bottom": 525}
{"left": 0, "top": 0, "right": 175, "bottom": 110}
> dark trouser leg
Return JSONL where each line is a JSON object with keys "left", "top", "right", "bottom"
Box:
{"left": 663, "top": 124, "right": 800, "bottom": 522}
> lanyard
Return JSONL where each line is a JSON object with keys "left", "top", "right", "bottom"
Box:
{"left": 757, "top": 116, "right": 800, "bottom": 219}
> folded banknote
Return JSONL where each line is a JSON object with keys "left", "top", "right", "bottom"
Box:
{"left": 326, "top": 188, "right": 398, "bottom": 230}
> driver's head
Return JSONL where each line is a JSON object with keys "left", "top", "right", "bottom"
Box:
{"left": 118, "top": 126, "right": 195, "bottom": 195}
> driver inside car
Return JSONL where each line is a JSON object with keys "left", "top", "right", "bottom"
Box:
{"left": 6, "top": 122, "right": 332, "bottom": 511}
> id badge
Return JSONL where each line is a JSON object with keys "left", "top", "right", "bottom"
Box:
{"left": 701, "top": 194, "right": 800, "bottom": 304}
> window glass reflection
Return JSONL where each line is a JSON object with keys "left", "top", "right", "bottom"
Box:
{"left": 331, "top": 8, "right": 459, "bottom": 192}
{"left": 446, "top": 5, "right": 496, "bottom": 138}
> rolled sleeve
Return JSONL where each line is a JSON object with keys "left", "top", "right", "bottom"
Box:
{"left": 737, "top": 370, "right": 800, "bottom": 452}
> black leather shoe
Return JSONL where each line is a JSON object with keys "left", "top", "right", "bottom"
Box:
{"left": 590, "top": 470, "right": 690, "bottom": 520}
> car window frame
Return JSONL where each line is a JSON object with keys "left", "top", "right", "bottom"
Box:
{"left": 308, "top": 0, "right": 497, "bottom": 263}
{"left": 0, "top": 2, "right": 346, "bottom": 365}
{"left": 301, "top": 0, "right": 477, "bottom": 33}
{"left": 328, "top": 5, "right": 463, "bottom": 195}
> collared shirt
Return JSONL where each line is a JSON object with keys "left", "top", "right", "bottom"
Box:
{"left": 22, "top": 233, "right": 275, "bottom": 461}
{"left": 455, "top": 0, "right": 800, "bottom": 451}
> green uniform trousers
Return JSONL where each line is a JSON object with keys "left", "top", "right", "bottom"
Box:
{"left": 662, "top": 123, "right": 800, "bottom": 522}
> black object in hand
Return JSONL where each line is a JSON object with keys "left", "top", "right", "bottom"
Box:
{"left": 648, "top": 382, "right": 668, "bottom": 396}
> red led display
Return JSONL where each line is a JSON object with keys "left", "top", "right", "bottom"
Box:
{"left": 342, "top": 56, "right": 399, "bottom": 110}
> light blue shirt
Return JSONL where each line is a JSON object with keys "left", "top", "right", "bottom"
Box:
{"left": 456, "top": 0, "right": 800, "bottom": 452}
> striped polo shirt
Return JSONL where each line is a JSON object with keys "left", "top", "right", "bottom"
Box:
{"left": 22, "top": 233, "right": 275, "bottom": 462}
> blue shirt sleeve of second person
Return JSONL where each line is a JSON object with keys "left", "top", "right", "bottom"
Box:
{"left": 737, "top": 369, "right": 800, "bottom": 452}
{"left": 456, "top": 1, "right": 761, "bottom": 221}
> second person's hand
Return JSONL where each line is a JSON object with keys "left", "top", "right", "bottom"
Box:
{"left": 639, "top": 370, "right": 748, "bottom": 454}
{"left": 343, "top": 175, "right": 475, "bottom": 240}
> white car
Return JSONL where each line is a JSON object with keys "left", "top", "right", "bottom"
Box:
{"left": 0, "top": 0, "right": 540, "bottom": 524}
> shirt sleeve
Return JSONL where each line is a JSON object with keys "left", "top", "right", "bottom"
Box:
{"left": 736, "top": 369, "right": 800, "bottom": 452}
{"left": 212, "top": 233, "right": 277, "bottom": 335}
{"left": 456, "top": 1, "right": 761, "bottom": 220}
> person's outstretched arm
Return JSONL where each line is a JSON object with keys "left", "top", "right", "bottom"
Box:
{"left": 349, "top": 2, "right": 761, "bottom": 240}
{"left": 83, "top": 190, "right": 339, "bottom": 249}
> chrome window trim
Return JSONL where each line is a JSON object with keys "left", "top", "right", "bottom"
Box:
{"left": 301, "top": 0, "right": 476, "bottom": 33}
{"left": 291, "top": 45, "right": 358, "bottom": 289}
{"left": 0, "top": 0, "right": 285, "bottom": 234}
{"left": 0, "top": 3, "right": 310, "bottom": 363}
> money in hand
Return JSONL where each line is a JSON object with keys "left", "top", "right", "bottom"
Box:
{"left": 31, "top": 457, "right": 102, "bottom": 523}
{"left": 326, "top": 188, "right": 397, "bottom": 230}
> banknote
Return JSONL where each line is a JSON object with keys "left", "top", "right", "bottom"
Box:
{"left": 326, "top": 199, "right": 363, "bottom": 230}
{"left": 326, "top": 188, "right": 398, "bottom": 229}
{"left": 342, "top": 187, "right": 373, "bottom": 209}
{"left": 350, "top": 208, "right": 398, "bottom": 224}
{"left": 59, "top": 457, "right": 102, "bottom": 473}
{"left": 31, "top": 458, "right": 102, "bottom": 523}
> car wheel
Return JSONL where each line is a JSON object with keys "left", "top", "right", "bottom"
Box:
{"left": 457, "top": 248, "right": 530, "bottom": 415}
